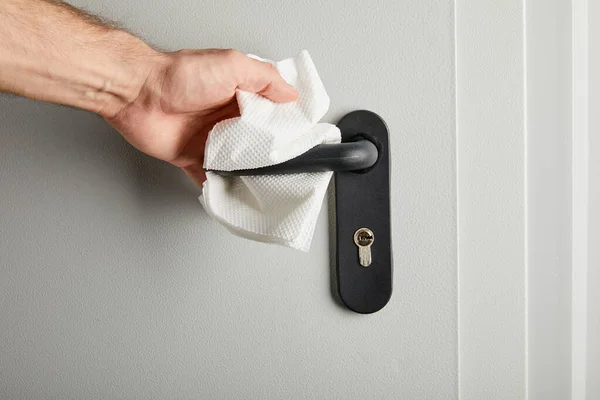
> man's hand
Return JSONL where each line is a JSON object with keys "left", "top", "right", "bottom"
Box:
{"left": 107, "top": 49, "right": 298, "bottom": 186}
{"left": 0, "top": 0, "right": 297, "bottom": 186}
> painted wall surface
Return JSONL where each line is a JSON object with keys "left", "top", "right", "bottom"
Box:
{"left": 0, "top": 0, "right": 457, "bottom": 398}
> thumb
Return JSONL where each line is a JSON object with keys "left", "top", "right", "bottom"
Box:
{"left": 234, "top": 54, "right": 298, "bottom": 103}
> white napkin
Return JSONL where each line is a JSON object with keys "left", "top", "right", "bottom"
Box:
{"left": 200, "top": 50, "right": 341, "bottom": 251}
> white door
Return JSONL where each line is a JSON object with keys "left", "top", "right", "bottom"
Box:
{"left": 5, "top": 0, "right": 596, "bottom": 399}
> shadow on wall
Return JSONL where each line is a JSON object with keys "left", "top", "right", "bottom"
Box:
{"left": 0, "top": 95, "right": 201, "bottom": 215}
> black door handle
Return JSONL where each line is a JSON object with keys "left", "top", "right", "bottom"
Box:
{"left": 208, "top": 110, "right": 392, "bottom": 314}
{"left": 209, "top": 139, "right": 379, "bottom": 176}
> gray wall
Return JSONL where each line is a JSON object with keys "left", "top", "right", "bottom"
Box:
{"left": 0, "top": 0, "right": 457, "bottom": 399}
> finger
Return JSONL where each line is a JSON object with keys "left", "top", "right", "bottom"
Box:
{"left": 232, "top": 53, "right": 299, "bottom": 103}
{"left": 176, "top": 101, "right": 240, "bottom": 163}
{"left": 171, "top": 101, "right": 240, "bottom": 168}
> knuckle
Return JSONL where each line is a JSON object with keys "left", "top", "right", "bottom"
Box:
{"left": 222, "top": 48, "right": 242, "bottom": 61}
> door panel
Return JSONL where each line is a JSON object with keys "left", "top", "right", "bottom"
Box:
{"left": 456, "top": 1, "right": 526, "bottom": 399}
{"left": 0, "top": 0, "right": 457, "bottom": 398}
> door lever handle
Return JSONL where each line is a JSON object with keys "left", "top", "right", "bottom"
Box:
{"left": 209, "top": 139, "right": 379, "bottom": 176}
{"left": 209, "top": 110, "right": 392, "bottom": 314}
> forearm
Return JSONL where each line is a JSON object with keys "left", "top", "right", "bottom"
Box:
{"left": 0, "top": 0, "right": 160, "bottom": 117}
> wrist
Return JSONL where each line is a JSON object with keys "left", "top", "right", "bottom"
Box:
{"left": 0, "top": 0, "right": 165, "bottom": 117}
{"left": 92, "top": 30, "right": 165, "bottom": 118}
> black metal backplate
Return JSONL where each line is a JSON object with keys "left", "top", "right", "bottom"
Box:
{"left": 335, "top": 110, "right": 392, "bottom": 314}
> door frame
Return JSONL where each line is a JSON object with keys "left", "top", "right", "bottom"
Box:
{"left": 457, "top": 0, "right": 600, "bottom": 398}
{"left": 526, "top": 0, "right": 600, "bottom": 399}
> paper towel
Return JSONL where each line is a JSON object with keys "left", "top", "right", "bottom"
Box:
{"left": 200, "top": 50, "right": 341, "bottom": 251}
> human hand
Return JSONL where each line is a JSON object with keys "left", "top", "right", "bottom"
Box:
{"left": 1, "top": 2, "right": 299, "bottom": 185}
{"left": 106, "top": 49, "right": 298, "bottom": 186}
